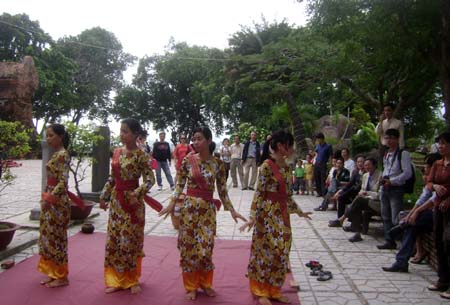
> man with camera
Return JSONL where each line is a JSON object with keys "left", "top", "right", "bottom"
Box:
{"left": 377, "top": 128, "right": 413, "bottom": 250}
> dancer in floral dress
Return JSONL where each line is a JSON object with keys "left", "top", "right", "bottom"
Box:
{"left": 38, "top": 124, "right": 74, "bottom": 288}
{"left": 99, "top": 118, "right": 160, "bottom": 294}
{"left": 240, "top": 130, "right": 312, "bottom": 305}
{"left": 160, "top": 126, "right": 247, "bottom": 300}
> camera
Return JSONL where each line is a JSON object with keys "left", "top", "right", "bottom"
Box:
{"left": 381, "top": 176, "right": 390, "bottom": 185}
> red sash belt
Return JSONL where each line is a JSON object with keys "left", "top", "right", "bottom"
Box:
{"left": 186, "top": 188, "right": 221, "bottom": 210}
{"left": 42, "top": 177, "right": 85, "bottom": 209}
{"left": 111, "top": 148, "right": 162, "bottom": 224}
{"left": 265, "top": 191, "right": 290, "bottom": 226}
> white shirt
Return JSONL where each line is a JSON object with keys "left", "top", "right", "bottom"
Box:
{"left": 230, "top": 143, "right": 244, "bottom": 159}
{"left": 376, "top": 118, "right": 405, "bottom": 148}
{"left": 344, "top": 158, "right": 355, "bottom": 177}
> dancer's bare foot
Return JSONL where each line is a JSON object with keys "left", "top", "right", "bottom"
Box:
{"left": 185, "top": 290, "right": 197, "bottom": 300}
{"left": 130, "top": 284, "right": 142, "bottom": 294}
{"left": 45, "top": 278, "right": 69, "bottom": 288}
{"left": 275, "top": 295, "right": 291, "bottom": 304}
{"left": 258, "top": 297, "right": 272, "bottom": 305}
{"left": 202, "top": 287, "right": 216, "bottom": 297}
{"left": 105, "top": 286, "right": 122, "bottom": 294}
{"left": 40, "top": 277, "right": 53, "bottom": 285}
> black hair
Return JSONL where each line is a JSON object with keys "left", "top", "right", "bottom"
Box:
{"left": 315, "top": 132, "right": 325, "bottom": 140}
{"left": 341, "top": 148, "right": 350, "bottom": 154}
{"left": 383, "top": 103, "right": 396, "bottom": 110}
{"left": 48, "top": 123, "right": 70, "bottom": 149}
{"left": 437, "top": 132, "right": 450, "bottom": 144}
{"left": 385, "top": 128, "right": 400, "bottom": 139}
{"left": 424, "top": 153, "right": 442, "bottom": 166}
{"left": 365, "top": 157, "right": 378, "bottom": 167}
{"left": 261, "top": 130, "right": 294, "bottom": 163}
{"left": 335, "top": 156, "right": 344, "bottom": 163}
{"left": 222, "top": 138, "right": 229, "bottom": 144}
{"left": 193, "top": 126, "right": 215, "bottom": 154}
{"left": 121, "top": 118, "right": 143, "bottom": 136}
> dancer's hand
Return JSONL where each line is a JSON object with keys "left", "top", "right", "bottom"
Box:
{"left": 159, "top": 200, "right": 175, "bottom": 219}
{"left": 298, "top": 211, "right": 312, "bottom": 220}
{"left": 99, "top": 199, "right": 108, "bottom": 211}
{"left": 239, "top": 218, "right": 255, "bottom": 232}
{"left": 230, "top": 210, "right": 247, "bottom": 223}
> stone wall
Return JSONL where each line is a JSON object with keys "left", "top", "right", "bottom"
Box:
{"left": 0, "top": 56, "right": 38, "bottom": 127}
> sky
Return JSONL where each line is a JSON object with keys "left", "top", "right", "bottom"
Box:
{"left": 2, "top": 0, "right": 309, "bottom": 140}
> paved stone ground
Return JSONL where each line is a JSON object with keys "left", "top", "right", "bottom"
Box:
{"left": 0, "top": 160, "right": 448, "bottom": 304}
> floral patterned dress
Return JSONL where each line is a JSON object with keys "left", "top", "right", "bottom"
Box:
{"left": 38, "top": 150, "right": 71, "bottom": 279}
{"left": 247, "top": 159, "right": 303, "bottom": 297}
{"left": 173, "top": 155, "right": 235, "bottom": 291}
{"left": 100, "top": 148, "right": 155, "bottom": 288}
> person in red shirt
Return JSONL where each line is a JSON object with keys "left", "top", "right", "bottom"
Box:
{"left": 173, "top": 134, "right": 193, "bottom": 178}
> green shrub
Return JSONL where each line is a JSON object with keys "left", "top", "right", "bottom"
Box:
{"left": 351, "top": 122, "right": 378, "bottom": 155}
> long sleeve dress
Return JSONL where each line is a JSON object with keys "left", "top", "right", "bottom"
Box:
{"left": 100, "top": 147, "right": 155, "bottom": 289}
{"left": 173, "top": 155, "right": 235, "bottom": 292}
{"left": 247, "top": 159, "right": 303, "bottom": 299}
{"left": 38, "top": 150, "right": 71, "bottom": 280}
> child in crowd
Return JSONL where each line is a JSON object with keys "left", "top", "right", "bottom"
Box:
{"left": 293, "top": 159, "right": 306, "bottom": 195}
{"left": 304, "top": 153, "right": 314, "bottom": 195}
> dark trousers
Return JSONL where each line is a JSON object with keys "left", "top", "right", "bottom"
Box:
{"left": 337, "top": 189, "right": 358, "bottom": 218}
{"left": 293, "top": 177, "right": 306, "bottom": 192}
{"left": 394, "top": 209, "right": 433, "bottom": 268}
{"left": 314, "top": 162, "right": 327, "bottom": 196}
{"left": 346, "top": 196, "right": 374, "bottom": 232}
{"left": 434, "top": 208, "right": 450, "bottom": 284}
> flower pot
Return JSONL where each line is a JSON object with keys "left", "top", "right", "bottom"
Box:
{"left": 0, "top": 221, "right": 20, "bottom": 250}
{"left": 70, "top": 200, "right": 95, "bottom": 220}
{"left": 81, "top": 223, "right": 95, "bottom": 234}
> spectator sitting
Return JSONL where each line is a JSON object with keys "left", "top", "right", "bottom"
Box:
{"left": 341, "top": 148, "right": 356, "bottom": 177}
{"left": 314, "top": 157, "right": 350, "bottom": 211}
{"left": 381, "top": 153, "right": 441, "bottom": 273}
{"left": 328, "top": 155, "right": 365, "bottom": 227}
{"left": 341, "top": 158, "right": 382, "bottom": 242}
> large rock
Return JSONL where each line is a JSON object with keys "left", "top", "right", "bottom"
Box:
{"left": 315, "top": 114, "right": 354, "bottom": 141}
{"left": 0, "top": 56, "right": 38, "bottom": 127}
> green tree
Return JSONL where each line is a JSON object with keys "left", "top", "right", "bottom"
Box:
{"left": 0, "top": 121, "right": 31, "bottom": 194}
{"left": 0, "top": 13, "right": 52, "bottom": 61}
{"left": 113, "top": 41, "right": 229, "bottom": 139}
{"left": 57, "top": 27, "right": 136, "bottom": 124}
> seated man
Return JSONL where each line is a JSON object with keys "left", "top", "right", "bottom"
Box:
{"left": 329, "top": 155, "right": 365, "bottom": 226}
{"left": 344, "top": 158, "right": 381, "bottom": 242}
{"left": 314, "top": 157, "right": 350, "bottom": 211}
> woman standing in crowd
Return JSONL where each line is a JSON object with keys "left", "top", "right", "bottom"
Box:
{"left": 240, "top": 130, "right": 312, "bottom": 305}
{"left": 38, "top": 124, "right": 74, "bottom": 288}
{"left": 99, "top": 118, "right": 158, "bottom": 295}
{"left": 173, "top": 134, "right": 193, "bottom": 178}
{"left": 160, "top": 126, "right": 247, "bottom": 300}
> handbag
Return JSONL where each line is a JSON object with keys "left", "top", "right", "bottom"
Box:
{"left": 150, "top": 158, "right": 158, "bottom": 170}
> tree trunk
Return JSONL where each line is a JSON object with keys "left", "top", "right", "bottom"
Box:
{"left": 285, "top": 92, "right": 308, "bottom": 155}
{"left": 441, "top": 0, "right": 450, "bottom": 131}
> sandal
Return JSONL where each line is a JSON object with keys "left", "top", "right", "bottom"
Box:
{"left": 310, "top": 267, "right": 322, "bottom": 276}
{"left": 305, "top": 260, "right": 322, "bottom": 269}
{"left": 317, "top": 270, "right": 333, "bottom": 281}
{"left": 440, "top": 289, "right": 450, "bottom": 299}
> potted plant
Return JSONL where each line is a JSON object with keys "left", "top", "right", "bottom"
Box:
{"left": 0, "top": 120, "right": 31, "bottom": 249}
{"left": 65, "top": 122, "right": 104, "bottom": 220}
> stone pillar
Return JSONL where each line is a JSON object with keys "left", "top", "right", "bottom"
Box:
{"left": 30, "top": 131, "right": 54, "bottom": 220}
{"left": 91, "top": 126, "right": 110, "bottom": 192}
{"left": 41, "top": 130, "right": 54, "bottom": 191}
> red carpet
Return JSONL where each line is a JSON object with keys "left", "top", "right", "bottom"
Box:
{"left": 0, "top": 233, "right": 301, "bottom": 305}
